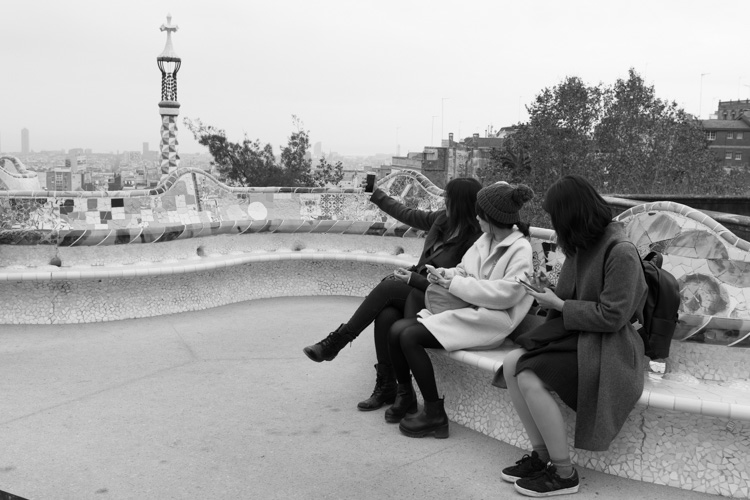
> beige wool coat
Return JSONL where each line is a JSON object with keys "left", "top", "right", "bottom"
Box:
{"left": 418, "top": 231, "right": 534, "bottom": 351}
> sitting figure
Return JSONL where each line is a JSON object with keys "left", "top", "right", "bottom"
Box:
{"left": 498, "top": 175, "right": 647, "bottom": 497}
{"left": 302, "top": 178, "right": 483, "bottom": 411}
{"left": 387, "top": 182, "right": 535, "bottom": 437}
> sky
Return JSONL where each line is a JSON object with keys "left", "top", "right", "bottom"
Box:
{"left": 2, "top": 0, "right": 749, "bottom": 158}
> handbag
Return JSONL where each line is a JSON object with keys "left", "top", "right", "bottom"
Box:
{"left": 512, "top": 317, "right": 575, "bottom": 350}
{"left": 423, "top": 254, "right": 505, "bottom": 314}
{"left": 424, "top": 284, "right": 471, "bottom": 314}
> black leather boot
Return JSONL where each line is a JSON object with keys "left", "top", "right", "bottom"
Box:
{"left": 302, "top": 324, "right": 357, "bottom": 362}
{"left": 384, "top": 380, "right": 418, "bottom": 423}
{"left": 357, "top": 364, "right": 397, "bottom": 411}
{"left": 399, "top": 398, "right": 449, "bottom": 438}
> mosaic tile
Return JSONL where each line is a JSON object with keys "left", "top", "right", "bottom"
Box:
{"left": 426, "top": 350, "right": 750, "bottom": 498}
{"left": 0, "top": 170, "right": 749, "bottom": 446}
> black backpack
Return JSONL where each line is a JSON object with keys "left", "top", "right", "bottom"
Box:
{"left": 604, "top": 242, "right": 681, "bottom": 360}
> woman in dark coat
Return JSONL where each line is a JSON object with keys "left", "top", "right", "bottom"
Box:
{"left": 498, "top": 175, "right": 647, "bottom": 497}
{"left": 302, "top": 177, "right": 483, "bottom": 412}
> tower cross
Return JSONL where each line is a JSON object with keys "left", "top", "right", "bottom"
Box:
{"left": 160, "top": 14, "right": 178, "bottom": 36}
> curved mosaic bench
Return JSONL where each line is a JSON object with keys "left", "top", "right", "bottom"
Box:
{"left": 0, "top": 156, "right": 40, "bottom": 191}
{"left": 427, "top": 201, "right": 750, "bottom": 498}
{"left": 0, "top": 167, "right": 748, "bottom": 496}
{"left": 0, "top": 167, "right": 440, "bottom": 247}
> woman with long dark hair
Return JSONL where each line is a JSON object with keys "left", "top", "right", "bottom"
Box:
{"left": 498, "top": 175, "right": 647, "bottom": 497}
{"left": 302, "top": 177, "right": 483, "bottom": 412}
{"left": 386, "top": 182, "right": 535, "bottom": 436}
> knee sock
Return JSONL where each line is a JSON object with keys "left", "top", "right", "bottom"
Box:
{"left": 550, "top": 457, "right": 574, "bottom": 479}
{"left": 532, "top": 444, "right": 550, "bottom": 463}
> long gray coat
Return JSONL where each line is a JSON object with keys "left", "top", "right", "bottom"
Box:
{"left": 551, "top": 222, "right": 648, "bottom": 451}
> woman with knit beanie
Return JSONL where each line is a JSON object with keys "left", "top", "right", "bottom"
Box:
{"left": 386, "top": 182, "right": 535, "bottom": 438}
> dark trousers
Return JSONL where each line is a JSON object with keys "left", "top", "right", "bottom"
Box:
{"left": 388, "top": 318, "right": 443, "bottom": 402}
{"left": 345, "top": 279, "right": 425, "bottom": 364}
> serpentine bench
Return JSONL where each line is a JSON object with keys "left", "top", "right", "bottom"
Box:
{"left": 0, "top": 163, "right": 747, "bottom": 496}
{"left": 426, "top": 202, "right": 750, "bottom": 499}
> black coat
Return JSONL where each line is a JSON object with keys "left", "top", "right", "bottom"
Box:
{"left": 370, "top": 188, "right": 481, "bottom": 291}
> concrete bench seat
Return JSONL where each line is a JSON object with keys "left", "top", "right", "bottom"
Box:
{"left": 0, "top": 250, "right": 416, "bottom": 282}
{"left": 3, "top": 246, "right": 749, "bottom": 425}
{"left": 425, "top": 341, "right": 750, "bottom": 498}
{"left": 0, "top": 167, "right": 748, "bottom": 496}
{"left": 429, "top": 343, "right": 750, "bottom": 421}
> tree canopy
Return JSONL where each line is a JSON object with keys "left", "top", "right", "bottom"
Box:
{"left": 478, "top": 69, "right": 747, "bottom": 223}
{"left": 185, "top": 116, "right": 343, "bottom": 188}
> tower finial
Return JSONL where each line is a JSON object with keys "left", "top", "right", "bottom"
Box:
{"left": 158, "top": 14, "right": 180, "bottom": 59}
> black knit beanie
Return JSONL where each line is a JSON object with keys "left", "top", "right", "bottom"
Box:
{"left": 476, "top": 182, "right": 534, "bottom": 225}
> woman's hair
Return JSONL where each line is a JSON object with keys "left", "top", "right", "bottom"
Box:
{"left": 542, "top": 174, "right": 612, "bottom": 256}
{"left": 442, "top": 177, "right": 482, "bottom": 242}
{"left": 475, "top": 204, "right": 531, "bottom": 237}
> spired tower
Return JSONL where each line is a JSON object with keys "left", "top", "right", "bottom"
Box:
{"left": 156, "top": 14, "right": 182, "bottom": 177}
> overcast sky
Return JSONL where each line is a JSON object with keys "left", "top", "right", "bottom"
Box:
{"left": 2, "top": 0, "right": 749, "bottom": 157}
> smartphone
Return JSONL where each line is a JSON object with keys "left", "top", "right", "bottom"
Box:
{"left": 364, "top": 173, "right": 376, "bottom": 193}
{"left": 517, "top": 277, "right": 543, "bottom": 293}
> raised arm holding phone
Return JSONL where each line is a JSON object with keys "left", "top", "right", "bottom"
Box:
{"left": 302, "top": 177, "right": 483, "bottom": 414}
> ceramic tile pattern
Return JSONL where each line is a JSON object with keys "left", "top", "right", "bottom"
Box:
{"left": 425, "top": 351, "right": 750, "bottom": 498}
{"left": 0, "top": 167, "right": 749, "bottom": 496}
{"left": 0, "top": 255, "right": 399, "bottom": 324}
{"left": 159, "top": 115, "right": 181, "bottom": 175}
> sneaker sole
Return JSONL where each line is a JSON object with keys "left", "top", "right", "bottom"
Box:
{"left": 514, "top": 483, "right": 579, "bottom": 497}
{"left": 500, "top": 472, "right": 521, "bottom": 483}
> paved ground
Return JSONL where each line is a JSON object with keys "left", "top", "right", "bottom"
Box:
{"left": 0, "top": 296, "right": 717, "bottom": 500}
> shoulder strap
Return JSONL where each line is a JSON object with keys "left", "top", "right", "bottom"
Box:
{"left": 602, "top": 240, "right": 642, "bottom": 325}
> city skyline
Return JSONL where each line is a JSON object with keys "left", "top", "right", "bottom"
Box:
{"left": 2, "top": 0, "right": 750, "bottom": 157}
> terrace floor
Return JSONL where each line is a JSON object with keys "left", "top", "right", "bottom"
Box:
{"left": 0, "top": 296, "right": 717, "bottom": 500}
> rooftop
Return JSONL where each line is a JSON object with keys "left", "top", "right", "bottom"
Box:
{"left": 701, "top": 116, "right": 750, "bottom": 129}
{"left": 0, "top": 295, "right": 717, "bottom": 499}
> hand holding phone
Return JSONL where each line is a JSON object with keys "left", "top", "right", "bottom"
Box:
{"left": 425, "top": 264, "right": 445, "bottom": 277}
{"left": 364, "top": 173, "right": 376, "bottom": 193}
{"left": 393, "top": 267, "right": 411, "bottom": 283}
{"left": 517, "top": 277, "right": 543, "bottom": 293}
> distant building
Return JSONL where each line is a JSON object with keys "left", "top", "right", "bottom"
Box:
{"left": 21, "top": 128, "right": 29, "bottom": 154}
{"left": 67, "top": 149, "right": 86, "bottom": 174}
{"left": 108, "top": 173, "right": 122, "bottom": 191}
{"left": 716, "top": 99, "right": 750, "bottom": 121}
{"left": 143, "top": 142, "right": 150, "bottom": 155}
{"left": 389, "top": 132, "right": 506, "bottom": 188}
{"left": 701, "top": 100, "right": 750, "bottom": 171}
{"left": 46, "top": 168, "right": 89, "bottom": 191}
